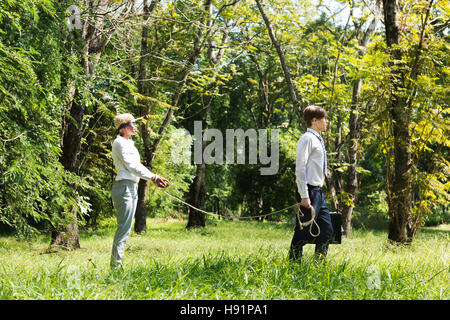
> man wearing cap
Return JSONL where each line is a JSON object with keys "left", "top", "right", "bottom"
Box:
{"left": 289, "top": 105, "right": 334, "bottom": 263}
{"left": 110, "top": 113, "right": 170, "bottom": 270}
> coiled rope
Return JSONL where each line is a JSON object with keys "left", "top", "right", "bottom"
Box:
{"left": 162, "top": 190, "right": 320, "bottom": 237}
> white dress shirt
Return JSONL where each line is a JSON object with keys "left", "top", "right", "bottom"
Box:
{"left": 295, "top": 128, "right": 327, "bottom": 198}
{"left": 111, "top": 135, "right": 157, "bottom": 183}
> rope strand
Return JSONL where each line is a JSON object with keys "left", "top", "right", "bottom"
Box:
{"left": 163, "top": 190, "right": 320, "bottom": 238}
{"left": 163, "top": 191, "right": 299, "bottom": 220}
{"left": 295, "top": 205, "right": 320, "bottom": 238}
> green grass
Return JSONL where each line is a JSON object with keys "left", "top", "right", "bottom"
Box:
{"left": 0, "top": 218, "right": 448, "bottom": 300}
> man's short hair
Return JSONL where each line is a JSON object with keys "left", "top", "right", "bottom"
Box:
{"left": 304, "top": 105, "right": 326, "bottom": 127}
{"left": 114, "top": 113, "right": 136, "bottom": 130}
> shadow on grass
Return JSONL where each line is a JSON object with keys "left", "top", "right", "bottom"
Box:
{"left": 417, "top": 225, "right": 450, "bottom": 239}
{"left": 0, "top": 223, "right": 16, "bottom": 237}
{"left": 79, "top": 228, "right": 114, "bottom": 240}
{"left": 133, "top": 218, "right": 294, "bottom": 237}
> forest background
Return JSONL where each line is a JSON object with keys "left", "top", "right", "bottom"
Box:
{"left": 0, "top": 0, "right": 448, "bottom": 249}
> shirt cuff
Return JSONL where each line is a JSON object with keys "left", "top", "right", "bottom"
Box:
{"left": 298, "top": 190, "right": 309, "bottom": 199}
{"left": 296, "top": 181, "right": 309, "bottom": 198}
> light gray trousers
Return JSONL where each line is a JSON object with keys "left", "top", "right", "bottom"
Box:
{"left": 110, "top": 180, "right": 138, "bottom": 269}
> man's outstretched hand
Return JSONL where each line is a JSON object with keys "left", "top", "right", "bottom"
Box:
{"left": 155, "top": 176, "right": 170, "bottom": 188}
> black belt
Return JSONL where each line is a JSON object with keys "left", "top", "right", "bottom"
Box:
{"left": 307, "top": 184, "right": 322, "bottom": 191}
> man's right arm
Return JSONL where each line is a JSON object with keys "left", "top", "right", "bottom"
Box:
{"left": 295, "top": 136, "right": 311, "bottom": 207}
{"left": 113, "top": 140, "right": 157, "bottom": 182}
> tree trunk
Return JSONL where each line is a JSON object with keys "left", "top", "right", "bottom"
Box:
{"left": 60, "top": 89, "right": 84, "bottom": 174}
{"left": 50, "top": 219, "right": 80, "bottom": 250}
{"left": 383, "top": 0, "right": 412, "bottom": 243}
{"left": 133, "top": 0, "right": 160, "bottom": 234}
{"left": 333, "top": 113, "right": 344, "bottom": 211}
{"left": 134, "top": 0, "right": 212, "bottom": 232}
{"left": 134, "top": 61, "right": 198, "bottom": 232}
{"left": 134, "top": 179, "right": 150, "bottom": 233}
{"left": 387, "top": 101, "right": 412, "bottom": 243}
{"left": 249, "top": 53, "right": 271, "bottom": 128}
{"left": 255, "top": 0, "right": 302, "bottom": 120}
{"left": 52, "top": 41, "right": 91, "bottom": 250}
{"left": 325, "top": 12, "right": 351, "bottom": 213}
{"left": 51, "top": 0, "right": 115, "bottom": 249}
{"left": 342, "top": 79, "right": 361, "bottom": 237}
{"left": 187, "top": 161, "right": 207, "bottom": 228}
{"left": 52, "top": 88, "right": 85, "bottom": 249}
{"left": 186, "top": 0, "right": 233, "bottom": 229}
{"left": 186, "top": 90, "right": 215, "bottom": 228}
{"left": 342, "top": 16, "right": 379, "bottom": 237}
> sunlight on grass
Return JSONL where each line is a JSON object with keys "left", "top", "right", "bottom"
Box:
{"left": 0, "top": 218, "right": 448, "bottom": 300}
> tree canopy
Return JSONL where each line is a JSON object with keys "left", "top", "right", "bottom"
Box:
{"left": 0, "top": 0, "right": 448, "bottom": 244}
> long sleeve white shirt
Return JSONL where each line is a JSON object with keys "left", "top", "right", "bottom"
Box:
{"left": 295, "top": 128, "right": 327, "bottom": 198}
{"left": 111, "top": 135, "right": 157, "bottom": 183}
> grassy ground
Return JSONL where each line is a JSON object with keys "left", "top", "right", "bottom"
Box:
{"left": 0, "top": 218, "right": 448, "bottom": 300}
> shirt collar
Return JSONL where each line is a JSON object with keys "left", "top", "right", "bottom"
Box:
{"left": 307, "top": 128, "right": 320, "bottom": 136}
{"left": 116, "top": 135, "right": 134, "bottom": 145}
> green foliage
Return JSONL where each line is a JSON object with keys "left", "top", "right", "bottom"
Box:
{"left": 0, "top": 0, "right": 447, "bottom": 241}
{"left": 352, "top": 191, "right": 390, "bottom": 231}
{"left": 147, "top": 125, "right": 195, "bottom": 218}
{"left": 0, "top": 0, "right": 89, "bottom": 238}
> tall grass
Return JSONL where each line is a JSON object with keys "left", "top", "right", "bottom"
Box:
{"left": 0, "top": 218, "right": 448, "bottom": 299}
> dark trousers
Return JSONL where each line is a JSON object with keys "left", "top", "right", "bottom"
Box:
{"left": 289, "top": 185, "right": 334, "bottom": 261}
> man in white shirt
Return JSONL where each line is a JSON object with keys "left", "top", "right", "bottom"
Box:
{"left": 110, "top": 113, "right": 170, "bottom": 270}
{"left": 289, "top": 105, "right": 334, "bottom": 263}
